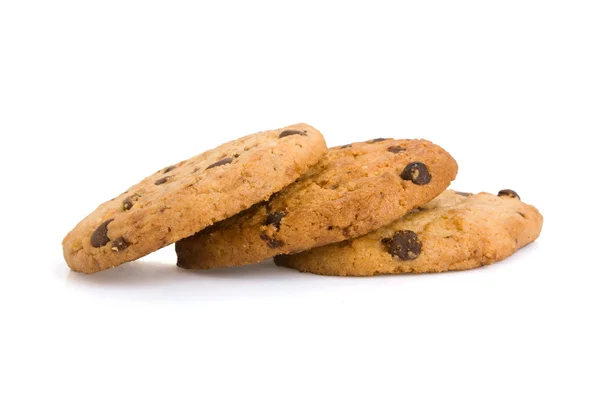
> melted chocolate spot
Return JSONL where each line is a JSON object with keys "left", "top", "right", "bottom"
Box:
{"left": 260, "top": 233, "right": 284, "bottom": 248}
{"left": 400, "top": 162, "right": 431, "bottom": 185}
{"left": 163, "top": 165, "right": 177, "bottom": 173}
{"left": 123, "top": 198, "right": 133, "bottom": 211}
{"left": 381, "top": 230, "right": 422, "bottom": 260}
{"left": 155, "top": 176, "right": 170, "bottom": 185}
{"left": 279, "top": 130, "right": 307, "bottom": 138}
{"left": 111, "top": 237, "right": 129, "bottom": 252}
{"left": 122, "top": 193, "right": 140, "bottom": 211}
{"left": 456, "top": 192, "right": 472, "bottom": 197}
{"left": 340, "top": 144, "right": 352, "bottom": 149}
{"left": 498, "top": 189, "right": 520, "bottom": 200}
{"left": 367, "top": 138, "right": 388, "bottom": 143}
{"left": 387, "top": 145, "right": 405, "bottom": 154}
{"left": 265, "top": 211, "right": 286, "bottom": 229}
{"left": 206, "top": 157, "right": 233, "bottom": 170}
{"left": 90, "top": 219, "right": 114, "bottom": 247}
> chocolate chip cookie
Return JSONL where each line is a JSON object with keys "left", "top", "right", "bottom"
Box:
{"left": 274, "top": 190, "right": 543, "bottom": 276}
{"left": 176, "top": 139, "right": 458, "bottom": 269}
{"left": 63, "top": 123, "right": 327, "bottom": 273}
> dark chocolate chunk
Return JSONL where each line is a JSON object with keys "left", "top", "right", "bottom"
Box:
{"left": 340, "top": 144, "right": 352, "bottom": 149}
{"left": 498, "top": 189, "right": 520, "bottom": 200}
{"left": 122, "top": 194, "right": 140, "bottom": 211}
{"left": 367, "top": 138, "right": 388, "bottom": 143}
{"left": 407, "top": 206, "right": 426, "bottom": 215}
{"left": 122, "top": 198, "right": 133, "bottom": 211}
{"left": 155, "top": 176, "right": 171, "bottom": 185}
{"left": 90, "top": 219, "right": 114, "bottom": 247}
{"left": 279, "top": 130, "right": 307, "bottom": 138}
{"left": 265, "top": 211, "right": 286, "bottom": 229}
{"left": 111, "top": 237, "right": 129, "bottom": 252}
{"left": 387, "top": 145, "right": 405, "bottom": 154}
{"left": 400, "top": 162, "right": 431, "bottom": 185}
{"left": 381, "top": 230, "right": 422, "bottom": 260}
{"left": 260, "top": 233, "right": 284, "bottom": 248}
{"left": 206, "top": 157, "right": 233, "bottom": 169}
{"left": 163, "top": 165, "right": 177, "bottom": 173}
{"left": 456, "top": 191, "right": 472, "bottom": 197}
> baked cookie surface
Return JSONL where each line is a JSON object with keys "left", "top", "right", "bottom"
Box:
{"left": 63, "top": 123, "right": 327, "bottom": 273}
{"left": 176, "top": 138, "right": 458, "bottom": 269}
{"left": 274, "top": 190, "right": 543, "bottom": 276}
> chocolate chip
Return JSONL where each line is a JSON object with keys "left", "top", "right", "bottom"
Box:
{"left": 340, "top": 144, "right": 352, "bottom": 149}
{"left": 155, "top": 176, "right": 171, "bottom": 185}
{"left": 206, "top": 157, "right": 233, "bottom": 169}
{"left": 381, "top": 230, "right": 422, "bottom": 260}
{"left": 517, "top": 212, "right": 525, "bottom": 218}
{"left": 260, "top": 233, "right": 284, "bottom": 248}
{"left": 400, "top": 162, "right": 431, "bottom": 185}
{"left": 407, "top": 206, "right": 426, "bottom": 215}
{"left": 122, "top": 198, "right": 133, "bottom": 211}
{"left": 111, "top": 237, "right": 129, "bottom": 252}
{"left": 387, "top": 145, "right": 405, "bottom": 154}
{"left": 122, "top": 193, "right": 140, "bottom": 211}
{"left": 265, "top": 211, "right": 286, "bottom": 229}
{"left": 367, "top": 138, "right": 388, "bottom": 143}
{"left": 90, "top": 219, "right": 114, "bottom": 247}
{"left": 279, "top": 130, "right": 307, "bottom": 138}
{"left": 163, "top": 165, "right": 177, "bottom": 173}
{"left": 498, "top": 189, "right": 520, "bottom": 200}
{"left": 456, "top": 191, "right": 472, "bottom": 197}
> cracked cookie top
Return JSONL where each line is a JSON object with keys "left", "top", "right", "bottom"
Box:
{"left": 62, "top": 123, "right": 327, "bottom": 273}
{"left": 176, "top": 138, "right": 458, "bottom": 269}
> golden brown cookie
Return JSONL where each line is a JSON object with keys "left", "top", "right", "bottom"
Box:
{"left": 63, "top": 123, "right": 327, "bottom": 273}
{"left": 274, "top": 190, "right": 543, "bottom": 276}
{"left": 176, "top": 138, "right": 458, "bottom": 269}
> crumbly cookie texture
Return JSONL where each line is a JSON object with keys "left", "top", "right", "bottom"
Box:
{"left": 176, "top": 138, "right": 458, "bottom": 269}
{"left": 274, "top": 190, "right": 543, "bottom": 276}
{"left": 63, "top": 123, "right": 327, "bottom": 273}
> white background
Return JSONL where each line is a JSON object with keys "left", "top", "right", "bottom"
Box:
{"left": 1, "top": 1, "right": 598, "bottom": 399}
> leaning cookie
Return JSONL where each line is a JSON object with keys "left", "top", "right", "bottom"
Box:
{"left": 274, "top": 190, "right": 543, "bottom": 276}
{"left": 176, "top": 138, "right": 458, "bottom": 269}
{"left": 63, "top": 123, "right": 327, "bottom": 273}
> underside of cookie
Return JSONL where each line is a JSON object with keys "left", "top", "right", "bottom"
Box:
{"left": 63, "top": 123, "right": 327, "bottom": 273}
{"left": 176, "top": 138, "right": 459, "bottom": 269}
{"left": 274, "top": 190, "right": 543, "bottom": 276}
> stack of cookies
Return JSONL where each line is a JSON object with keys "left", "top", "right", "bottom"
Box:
{"left": 63, "top": 123, "right": 543, "bottom": 275}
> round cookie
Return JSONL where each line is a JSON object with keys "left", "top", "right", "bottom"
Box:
{"left": 63, "top": 123, "right": 327, "bottom": 273}
{"left": 274, "top": 190, "right": 543, "bottom": 276}
{"left": 176, "top": 138, "right": 458, "bottom": 269}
